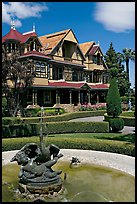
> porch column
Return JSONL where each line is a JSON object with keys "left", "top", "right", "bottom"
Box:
{"left": 50, "top": 66, "right": 53, "bottom": 79}
{"left": 92, "top": 71, "right": 94, "bottom": 83}
{"left": 78, "top": 90, "right": 81, "bottom": 105}
{"left": 32, "top": 89, "right": 35, "bottom": 105}
{"left": 88, "top": 91, "right": 91, "bottom": 105}
{"left": 34, "top": 89, "right": 37, "bottom": 105}
{"left": 69, "top": 90, "right": 72, "bottom": 104}
{"left": 56, "top": 90, "right": 60, "bottom": 104}
{"left": 97, "top": 91, "right": 99, "bottom": 103}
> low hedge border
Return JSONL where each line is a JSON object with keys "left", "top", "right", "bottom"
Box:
{"left": 104, "top": 113, "right": 135, "bottom": 127}
{"left": 2, "top": 121, "right": 109, "bottom": 138}
{"left": 2, "top": 110, "right": 106, "bottom": 125}
{"left": 2, "top": 136, "right": 135, "bottom": 157}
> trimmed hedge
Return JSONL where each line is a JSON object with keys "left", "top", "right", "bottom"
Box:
{"left": 104, "top": 113, "right": 135, "bottom": 127}
{"left": 2, "top": 110, "right": 106, "bottom": 125}
{"left": 2, "top": 136, "right": 135, "bottom": 157}
{"left": 2, "top": 121, "right": 109, "bottom": 138}
{"left": 109, "top": 118, "right": 124, "bottom": 132}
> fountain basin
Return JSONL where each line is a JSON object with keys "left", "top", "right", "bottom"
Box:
{"left": 2, "top": 149, "right": 135, "bottom": 202}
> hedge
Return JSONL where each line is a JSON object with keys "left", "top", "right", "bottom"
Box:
{"left": 2, "top": 110, "right": 106, "bottom": 125}
{"left": 104, "top": 113, "right": 135, "bottom": 127}
{"left": 2, "top": 136, "right": 135, "bottom": 157}
{"left": 2, "top": 121, "right": 109, "bottom": 138}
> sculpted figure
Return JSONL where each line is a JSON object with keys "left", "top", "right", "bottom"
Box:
{"left": 10, "top": 142, "right": 63, "bottom": 185}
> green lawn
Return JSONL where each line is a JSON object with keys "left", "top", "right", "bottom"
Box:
{"left": 120, "top": 111, "right": 134, "bottom": 117}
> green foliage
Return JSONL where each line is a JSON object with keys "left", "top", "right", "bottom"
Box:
{"left": 104, "top": 43, "right": 130, "bottom": 96}
{"left": 2, "top": 121, "right": 109, "bottom": 138}
{"left": 106, "top": 77, "right": 122, "bottom": 117}
{"left": 2, "top": 110, "right": 106, "bottom": 124}
{"left": 109, "top": 67, "right": 118, "bottom": 78}
{"left": 104, "top": 113, "right": 135, "bottom": 127}
{"left": 2, "top": 135, "right": 135, "bottom": 157}
{"left": 109, "top": 118, "right": 124, "bottom": 132}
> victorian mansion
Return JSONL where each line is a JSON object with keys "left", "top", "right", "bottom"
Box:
{"left": 2, "top": 22, "right": 110, "bottom": 108}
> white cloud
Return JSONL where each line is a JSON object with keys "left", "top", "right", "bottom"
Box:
{"left": 2, "top": 2, "right": 48, "bottom": 27}
{"left": 94, "top": 2, "right": 135, "bottom": 33}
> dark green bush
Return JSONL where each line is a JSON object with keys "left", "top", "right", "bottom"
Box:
{"left": 109, "top": 118, "right": 124, "bottom": 132}
{"left": 2, "top": 136, "right": 135, "bottom": 157}
{"left": 2, "top": 121, "right": 109, "bottom": 138}
{"left": 2, "top": 110, "right": 106, "bottom": 125}
{"left": 104, "top": 113, "right": 135, "bottom": 127}
{"left": 106, "top": 77, "right": 122, "bottom": 117}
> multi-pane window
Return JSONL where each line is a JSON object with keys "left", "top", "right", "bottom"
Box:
{"left": 72, "top": 71, "right": 78, "bottom": 81}
{"left": 35, "top": 62, "right": 47, "bottom": 78}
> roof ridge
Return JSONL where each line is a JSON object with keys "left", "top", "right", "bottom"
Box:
{"left": 39, "top": 29, "right": 70, "bottom": 38}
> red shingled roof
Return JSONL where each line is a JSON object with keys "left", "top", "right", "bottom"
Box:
{"left": 48, "top": 81, "right": 85, "bottom": 88}
{"left": 21, "top": 32, "right": 37, "bottom": 43}
{"left": 32, "top": 81, "right": 109, "bottom": 89}
{"left": 2, "top": 28, "right": 23, "bottom": 43}
{"left": 89, "top": 45, "right": 99, "bottom": 55}
{"left": 2, "top": 28, "right": 38, "bottom": 44}
{"left": 90, "top": 84, "right": 109, "bottom": 89}
{"left": 19, "top": 50, "right": 51, "bottom": 59}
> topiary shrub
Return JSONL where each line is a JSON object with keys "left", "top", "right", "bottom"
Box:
{"left": 109, "top": 117, "right": 124, "bottom": 132}
{"left": 106, "top": 77, "right": 122, "bottom": 117}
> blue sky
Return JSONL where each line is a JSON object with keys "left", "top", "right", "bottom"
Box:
{"left": 2, "top": 2, "right": 135, "bottom": 88}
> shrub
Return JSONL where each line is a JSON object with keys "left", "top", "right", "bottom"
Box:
{"left": 106, "top": 77, "right": 122, "bottom": 117}
{"left": 109, "top": 118, "right": 124, "bottom": 132}
{"left": 2, "top": 121, "right": 109, "bottom": 138}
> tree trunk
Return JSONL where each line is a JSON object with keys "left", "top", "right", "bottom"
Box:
{"left": 126, "top": 58, "right": 129, "bottom": 82}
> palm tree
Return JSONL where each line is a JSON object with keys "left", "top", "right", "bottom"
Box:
{"left": 122, "top": 48, "right": 135, "bottom": 83}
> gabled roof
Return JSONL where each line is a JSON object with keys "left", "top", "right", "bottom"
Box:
{"left": 22, "top": 32, "right": 38, "bottom": 43}
{"left": 39, "top": 29, "right": 70, "bottom": 54}
{"left": 89, "top": 45, "right": 103, "bottom": 56}
{"left": 79, "top": 41, "right": 95, "bottom": 56}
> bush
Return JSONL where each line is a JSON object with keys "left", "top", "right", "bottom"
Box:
{"left": 2, "top": 110, "right": 106, "bottom": 124}
{"left": 104, "top": 113, "right": 135, "bottom": 127}
{"left": 109, "top": 118, "right": 124, "bottom": 132}
{"left": 2, "top": 136, "right": 135, "bottom": 157}
{"left": 106, "top": 77, "right": 122, "bottom": 117}
{"left": 2, "top": 121, "right": 109, "bottom": 138}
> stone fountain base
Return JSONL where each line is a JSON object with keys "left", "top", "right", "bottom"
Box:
{"left": 19, "top": 180, "right": 63, "bottom": 194}
{"left": 16, "top": 181, "right": 65, "bottom": 202}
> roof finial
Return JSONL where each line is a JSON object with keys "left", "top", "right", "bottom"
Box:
{"left": 97, "top": 41, "right": 100, "bottom": 46}
{"left": 10, "top": 18, "right": 13, "bottom": 29}
{"left": 33, "top": 23, "right": 35, "bottom": 32}
{"left": 11, "top": 17, "right": 16, "bottom": 30}
{"left": 12, "top": 18, "right": 16, "bottom": 30}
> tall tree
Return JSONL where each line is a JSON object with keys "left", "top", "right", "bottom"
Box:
{"left": 104, "top": 42, "right": 129, "bottom": 96}
{"left": 104, "top": 42, "right": 118, "bottom": 69}
{"left": 119, "top": 48, "right": 135, "bottom": 83}
{"left": 2, "top": 48, "right": 36, "bottom": 117}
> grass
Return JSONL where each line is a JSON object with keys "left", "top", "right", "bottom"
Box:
{"left": 120, "top": 111, "right": 134, "bottom": 117}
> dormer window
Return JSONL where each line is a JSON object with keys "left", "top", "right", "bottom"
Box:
{"left": 97, "top": 53, "right": 101, "bottom": 65}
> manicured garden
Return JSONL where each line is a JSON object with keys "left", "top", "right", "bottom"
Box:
{"left": 2, "top": 132, "right": 135, "bottom": 157}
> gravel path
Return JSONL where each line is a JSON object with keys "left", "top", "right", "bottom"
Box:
{"left": 2, "top": 149, "right": 135, "bottom": 177}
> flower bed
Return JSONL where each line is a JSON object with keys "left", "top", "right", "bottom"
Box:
{"left": 79, "top": 103, "right": 106, "bottom": 111}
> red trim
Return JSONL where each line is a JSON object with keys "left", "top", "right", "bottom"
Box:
{"left": 32, "top": 81, "right": 109, "bottom": 89}
{"left": 19, "top": 51, "right": 51, "bottom": 59}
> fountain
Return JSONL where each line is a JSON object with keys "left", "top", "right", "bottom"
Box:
{"left": 10, "top": 106, "right": 64, "bottom": 201}
{"left": 2, "top": 107, "right": 134, "bottom": 202}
